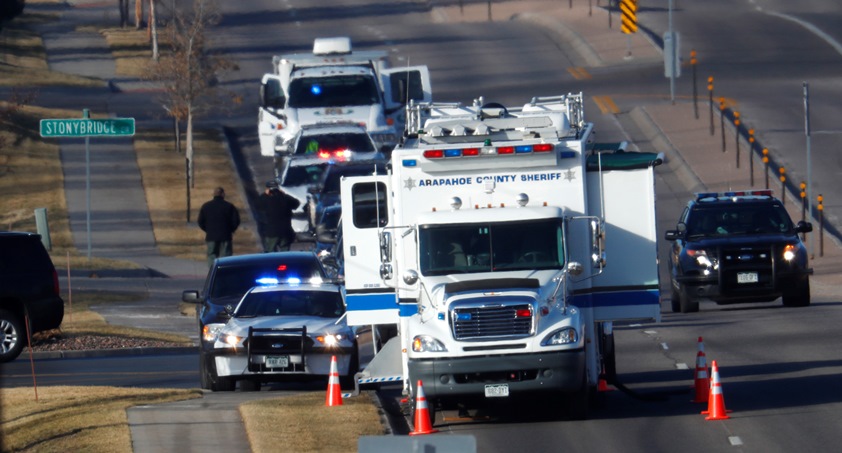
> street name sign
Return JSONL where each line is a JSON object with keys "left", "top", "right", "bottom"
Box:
{"left": 40, "top": 118, "right": 135, "bottom": 137}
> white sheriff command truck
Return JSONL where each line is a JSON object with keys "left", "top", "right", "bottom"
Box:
{"left": 338, "top": 94, "right": 663, "bottom": 424}
{"left": 257, "top": 37, "right": 432, "bottom": 157}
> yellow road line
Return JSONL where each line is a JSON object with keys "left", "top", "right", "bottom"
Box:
{"left": 593, "top": 95, "right": 620, "bottom": 114}
{"left": 567, "top": 67, "right": 591, "bottom": 80}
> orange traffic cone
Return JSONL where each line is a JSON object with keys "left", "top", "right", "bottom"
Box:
{"left": 692, "top": 337, "right": 709, "bottom": 403}
{"left": 702, "top": 360, "right": 731, "bottom": 420}
{"left": 409, "top": 380, "right": 439, "bottom": 435}
{"left": 325, "top": 355, "right": 343, "bottom": 407}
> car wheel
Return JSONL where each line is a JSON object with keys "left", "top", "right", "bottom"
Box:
{"left": 0, "top": 309, "right": 26, "bottom": 363}
{"left": 206, "top": 359, "right": 235, "bottom": 392}
{"left": 678, "top": 284, "right": 699, "bottom": 313}
{"left": 239, "top": 380, "right": 262, "bottom": 392}
{"left": 782, "top": 277, "right": 811, "bottom": 307}
{"left": 199, "top": 354, "right": 212, "bottom": 390}
{"left": 670, "top": 286, "right": 681, "bottom": 313}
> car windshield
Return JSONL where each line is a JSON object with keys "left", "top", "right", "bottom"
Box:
{"left": 419, "top": 219, "right": 565, "bottom": 276}
{"left": 210, "top": 261, "right": 325, "bottom": 299}
{"left": 295, "top": 132, "right": 376, "bottom": 155}
{"left": 287, "top": 75, "right": 380, "bottom": 108}
{"left": 686, "top": 204, "right": 794, "bottom": 237}
{"left": 235, "top": 289, "right": 345, "bottom": 318}
{"left": 282, "top": 163, "right": 327, "bottom": 187}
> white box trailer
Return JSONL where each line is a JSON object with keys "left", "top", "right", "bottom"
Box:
{"left": 258, "top": 37, "right": 432, "bottom": 157}
{"left": 338, "top": 94, "right": 662, "bottom": 423}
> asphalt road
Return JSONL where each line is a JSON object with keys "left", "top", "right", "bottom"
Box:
{"left": 6, "top": 0, "right": 842, "bottom": 451}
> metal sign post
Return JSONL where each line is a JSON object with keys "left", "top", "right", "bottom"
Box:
{"left": 40, "top": 111, "right": 136, "bottom": 259}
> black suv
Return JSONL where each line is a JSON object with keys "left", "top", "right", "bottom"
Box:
{"left": 664, "top": 191, "right": 813, "bottom": 313}
{"left": 0, "top": 232, "right": 65, "bottom": 362}
{"left": 182, "top": 251, "right": 330, "bottom": 390}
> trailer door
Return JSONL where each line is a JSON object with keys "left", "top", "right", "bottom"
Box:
{"left": 340, "top": 175, "right": 397, "bottom": 326}
{"left": 381, "top": 66, "right": 432, "bottom": 111}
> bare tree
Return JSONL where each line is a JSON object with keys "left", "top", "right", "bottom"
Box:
{"left": 135, "top": 0, "right": 143, "bottom": 29}
{"left": 148, "top": 0, "right": 158, "bottom": 60}
{"left": 143, "top": 0, "right": 234, "bottom": 221}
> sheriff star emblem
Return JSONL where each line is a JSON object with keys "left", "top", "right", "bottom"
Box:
{"left": 404, "top": 177, "right": 416, "bottom": 190}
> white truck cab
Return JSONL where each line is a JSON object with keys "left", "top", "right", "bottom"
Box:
{"left": 258, "top": 37, "right": 432, "bottom": 157}
{"left": 338, "top": 94, "right": 664, "bottom": 424}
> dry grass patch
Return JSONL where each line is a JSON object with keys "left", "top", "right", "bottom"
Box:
{"left": 1, "top": 386, "right": 202, "bottom": 453}
{"left": 0, "top": 14, "right": 105, "bottom": 87}
{"left": 99, "top": 27, "right": 169, "bottom": 77}
{"left": 241, "top": 392, "right": 385, "bottom": 453}
{"left": 134, "top": 127, "right": 261, "bottom": 261}
{"left": 49, "top": 291, "right": 193, "bottom": 345}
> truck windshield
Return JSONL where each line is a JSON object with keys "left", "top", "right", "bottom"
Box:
{"left": 419, "top": 219, "right": 564, "bottom": 276}
{"left": 288, "top": 75, "right": 380, "bottom": 108}
{"left": 685, "top": 204, "right": 794, "bottom": 238}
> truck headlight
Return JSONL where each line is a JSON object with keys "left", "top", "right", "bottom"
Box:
{"left": 783, "top": 244, "right": 797, "bottom": 261}
{"left": 412, "top": 335, "right": 447, "bottom": 352}
{"left": 316, "top": 334, "right": 345, "bottom": 346}
{"left": 222, "top": 333, "right": 243, "bottom": 347}
{"left": 541, "top": 327, "right": 578, "bottom": 346}
{"left": 202, "top": 323, "right": 225, "bottom": 343}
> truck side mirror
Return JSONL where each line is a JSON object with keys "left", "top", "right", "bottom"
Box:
{"left": 379, "top": 231, "right": 392, "bottom": 263}
{"left": 795, "top": 220, "right": 813, "bottom": 234}
{"left": 591, "top": 218, "right": 606, "bottom": 269}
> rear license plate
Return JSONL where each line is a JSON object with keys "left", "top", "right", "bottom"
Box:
{"left": 484, "top": 384, "right": 509, "bottom": 398}
{"left": 737, "top": 272, "right": 759, "bottom": 284}
{"left": 266, "top": 356, "right": 289, "bottom": 368}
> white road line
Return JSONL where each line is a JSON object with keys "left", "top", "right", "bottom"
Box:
{"left": 766, "top": 11, "right": 842, "bottom": 58}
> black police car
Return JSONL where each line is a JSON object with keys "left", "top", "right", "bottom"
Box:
{"left": 664, "top": 190, "right": 813, "bottom": 313}
{"left": 182, "top": 251, "right": 330, "bottom": 390}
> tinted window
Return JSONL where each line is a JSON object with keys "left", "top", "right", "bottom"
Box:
{"left": 288, "top": 75, "right": 380, "bottom": 108}
{"left": 0, "top": 236, "right": 51, "bottom": 273}
{"left": 235, "top": 289, "right": 344, "bottom": 318}
{"left": 389, "top": 70, "right": 425, "bottom": 103}
{"left": 351, "top": 182, "right": 388, "bottom": 228}
{"left": 686, "top": 204, "right": 794, "bottom": 237}
{"left": 282, "top": 163, "right": 327, "bottom": 187}
{"left": 210, "top": 260, "right": 325, "bottom": 299}
{"left": 419, "top": 219, "right": 564, "bottom": 275}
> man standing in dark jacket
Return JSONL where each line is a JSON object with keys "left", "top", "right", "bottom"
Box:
{"left": 198, "top": 187, "right": 241, "bottom": 266}
{"left": 258, "top": 180, "right": 300, "bottom": 252}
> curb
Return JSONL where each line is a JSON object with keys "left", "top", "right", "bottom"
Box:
{"left": 22, "top": 346, "right": 197, "bottom": 360}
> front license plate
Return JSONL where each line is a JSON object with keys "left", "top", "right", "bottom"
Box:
{"left": 266, "top": 356, "right": 289, "bottom": 368}
{"left": 737, "top": 272, "right": 759, "bottom": 284}
{"left": 484, "top": 384, "right": 509, "bottom": 398}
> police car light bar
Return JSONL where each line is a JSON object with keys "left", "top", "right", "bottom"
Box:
{"left": 421, "top": 143, "right": 557, "bottom": 159}
{"left": 696, "top": 189, "right": 773, "bottom": 200}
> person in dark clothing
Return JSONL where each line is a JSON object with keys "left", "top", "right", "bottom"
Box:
{"left": 258, "top": 180, "right": 300, "bottom": 252}
{"left": 198, "top": 187, "right": 241, "bottom": 266}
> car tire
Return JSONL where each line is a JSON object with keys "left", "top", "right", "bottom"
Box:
{"left": 239, "top": 380, "right": 262, "bottom": 392}
{"left": 670, "top": 286, "right": 681, "bottom": 313}
{"left": 199, "top": 354, "right": 213, "bottom": 390}
{"left": 679, "top": 284, "right": 700, "bottom": 313}
{"left": 782, "top": 277, "right": 811, "bottom": 308}
{"left": 206, "top": 359, "right": 235, "bottom": 392}
{"left": 0, "top": 309, "right": 26, "bottom": 363}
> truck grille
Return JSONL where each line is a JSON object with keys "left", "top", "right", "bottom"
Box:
{"left": 451, "top": 303, "right": 533, "bottom": 340}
